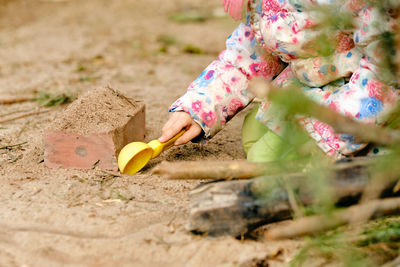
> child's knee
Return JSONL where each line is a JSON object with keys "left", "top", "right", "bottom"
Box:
{"left": 247, "top": 130, "right": 299, "bottom": 162}
{"left": 241, "top": 107, "right": 269, "bottom": 155}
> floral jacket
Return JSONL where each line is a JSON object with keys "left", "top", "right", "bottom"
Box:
{"left": 170, "top": 0, "right": 399, "bottom": 158}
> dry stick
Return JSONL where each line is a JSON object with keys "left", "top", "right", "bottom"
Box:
{"left": 349, "top": 165, "right": 400, "bottom": 226}
{"left": 266, "top": 87, "right": 400, "bottom": 146}
{"left": 265, "top": 197, "right": 400, "bottom": 240}
{"left": 0, "top": 142, "right": 27, "bottom": 150}
{"left": 16, "top": 120, "right": 30, "bottom": 139}
{"left": 106, "top": 85, "right": 137, "bottom": 108}
{"left": 152, "top": 160, "right": 304, "bottom": 180}
{"left": 153, "top": 157, "right": 375, "bottom": 180}
{"left": 283, "top": 177, "right": 304, "bottom": 218}
{"left": 0, "top": 108, "right": 35, "bottom": 118}
{"left": 0, "top": 109, "right": 51, "bottom": 124}
{"left": 0, "top": 96, "right": 31, "bottom": 105}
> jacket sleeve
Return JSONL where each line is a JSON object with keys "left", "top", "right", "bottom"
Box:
{"left": 169, "top": 22, "right": 284, "bottom": 138}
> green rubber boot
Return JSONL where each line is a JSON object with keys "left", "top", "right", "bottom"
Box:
{"left": 241, "top": 107, "right": 298, "bottom": 162}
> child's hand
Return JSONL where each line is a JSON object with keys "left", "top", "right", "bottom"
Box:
{"left": 159, "top": 112, "right": 202, "bottom": 145}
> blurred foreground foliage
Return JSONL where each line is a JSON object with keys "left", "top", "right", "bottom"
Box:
{"left": 253, "top": 1, "right": 400, "bottom": 266}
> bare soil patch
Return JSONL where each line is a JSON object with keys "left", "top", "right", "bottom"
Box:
{"left": 0, "top": 1, "right": 299, "bottom": 266}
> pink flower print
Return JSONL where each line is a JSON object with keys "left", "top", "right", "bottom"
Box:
{"left": 244, "top": 30, "right": 254, "bottom": 39}
{"left": 323, "top": 92, "right": 331, "bottom": 100}
{"left": 336, "top": 32, "right": 355, "bottom": 53}
{"left": 292, "top": 22, "right": 299, "bottom": 34}
{"left": 350, "top": 71, "right": 360, "bottom": 84}
{"left": 313, "top": 121, "right": 341, "bottom": 150}
{"left": 201, "top": 111, "right": 217, "bottom": 127}
{"left": 223, "top": 63, "right": 234, "bottom": 70}
{"left": 205, "top": 70, "right": 214, "bottom": 80}
{"left": 250, "top": 59, "right": 281, "bottom": 78}
{"left": 304, "top": 19, "right": 315, "bottom": 29}
{"left": 230, "top": 76, "right": 240, "bottom": 85}
{"left": 366, "top": 78, "right": 385, "bottom": 101}
{"left": 249, "top": 63, "right": 261, "bottom": 76}
{"left": 197, "top": 69, "right": 215, "bottom": 88}
{"left": 327, "top": 149, "right": 336, "bottom": 156}
{"left": 227, "top": 98, "right": 244, "bottom": 115}
{"left": 263, "top": 0, "right": 283, "bottom": 13}
{"left": 359, "top": 57, "right": 371, "bottom": 69}
{"left": 224, "top": 84, "right": 231, "bottom": 93}
{"left": 191, "top": 101, "right": 203, "bottom": 113}
{"left": 272, "top": 67, "right": 293, "bottom": 86}
{"left": 267, "top": 14, "right": 279, "bottom": 23}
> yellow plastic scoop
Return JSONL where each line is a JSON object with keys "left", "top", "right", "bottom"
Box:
{"left": 118, "top": 130, "right": 185, "bottom": 175}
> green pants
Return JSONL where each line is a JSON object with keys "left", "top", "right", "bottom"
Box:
{"left": 241, "top": 107, "right": 298, "bottom": 162}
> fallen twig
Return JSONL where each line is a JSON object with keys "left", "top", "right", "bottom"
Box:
{"left": 153, "top": 160, "right": 303, "bottom": 180}
{"left": 0, "top": 142, "right": 27, "bottom": 150}
{"left": 154, "top": 157, "right": 376, "bottom": 180}
{"left": 16, "top": 121, "right": 30, "bottom": 139}
{"left": 0, "top": 96, "right": 32, "bottom": 105}
{"left": 265, "top": 197, "right": 400, "bottom": 240}
{"left": 0, "top": 108, "right": 35, "bottom": 118}
{"left": 0, "top": 109, "right": 51, "bottom": 124}
{"left": 187, "top": 160, "right": 381, "bottom": 236}
{"left": 106, "top": 85, "right": 137, "bottom": 108}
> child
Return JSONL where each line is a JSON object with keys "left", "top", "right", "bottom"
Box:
{"left": 159, "top": 0, "right": 399, "bottom": 162}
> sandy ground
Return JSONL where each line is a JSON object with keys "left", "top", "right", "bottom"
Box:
{"left": 0, "top": 1, "right": 300, "bottom": 266}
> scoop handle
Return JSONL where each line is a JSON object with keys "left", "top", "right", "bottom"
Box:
{"left": 161, "top": 130, "right": 185, "bottom": 152}
{"left": 148, "top": 130, "right": 185, "bottom": 159}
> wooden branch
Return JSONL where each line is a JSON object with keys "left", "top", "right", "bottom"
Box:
{"left": 187, "top": 157, "right": 400, "bottom": 236}
{"left": 152, "top": 160, "right": 315, "bottom": 180}
{"left": 153, "top": 160, "right": 276, "bottom": 180}
{"left": 265, "top": 197, "right": 400, "bottom": 240}
{"left": 154, "top": 157, "right": 375, "bottom": 180}
{"left": 0, "top": 109, "right": 51, "bottom": 124}
{"left": 267, "top": 87, "right": 400, "bottom": 146}
{"left": 187, "top": 157, "right": 385, "bottom": 236}
{"left": 0, "top": 96, "right": 32, "bottom": 105}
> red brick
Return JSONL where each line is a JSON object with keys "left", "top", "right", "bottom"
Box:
{"left": 44, "top": 131, "right": 117, "bottom": 170}
{"left": 44, "top": 88, "right": 145, "bottom": 171}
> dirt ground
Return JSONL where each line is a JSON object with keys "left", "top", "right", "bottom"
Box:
{"left": 0, "top": 1, "right": 301, "bottom": 266}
